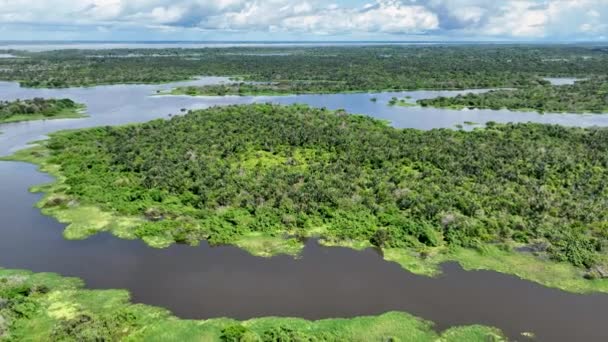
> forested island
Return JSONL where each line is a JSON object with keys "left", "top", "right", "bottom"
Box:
{"left": 0, "top": 98, "right": 85, "bottom": 124}
{"left": 1, "top": 45, "right": 607, "bottom": 90}
{"left": 418, "top": 77, "right": 608, "bottom": 113}
{"left": 5, "top": 103, "right": 608, "bottom": 293}
{"left": 388, "top": 96, "right": 416, "bottom": 107}
{"left": 168, "top": 82, "right": 362, "bottom": 96}
{"left": 0, "top": 268, "right": 504, "bottom": 341}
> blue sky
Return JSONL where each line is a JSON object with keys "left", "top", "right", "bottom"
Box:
{"left": 0, "top": 0, "right": 606, "bottom": 41}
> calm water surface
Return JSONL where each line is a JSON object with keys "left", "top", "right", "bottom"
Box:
{"left": 2, "top": 79, "right": 608, "bottom": 154}
{"left": 544, "top": 77, "right": 583, "bottom": 85}
{"left": 2, "top": 79, "right": 608, "bottom": 341}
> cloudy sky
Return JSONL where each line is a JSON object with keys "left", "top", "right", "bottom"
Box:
{"left": 0, "top": 0, "right": 606, "bottom": 41}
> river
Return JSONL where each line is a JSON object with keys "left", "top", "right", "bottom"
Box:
{"left": 1, "top": 78, "right": 608, "bottom": 341}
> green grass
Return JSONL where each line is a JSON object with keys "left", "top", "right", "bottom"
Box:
{"left": 382, "top": 244, "right": 608, "bottom": 294}
{"left": 4, "top": 141, "right": 608, "bottom": 294}
{"left": 0, "top": 144, "right": 145, "bottom": 244}
{"left": 0, "top": 104, "right": 87, "bottom": 124}
{"left": 393, "top": 100, "right": 417, "bottom": 107}
{"left": 234, "top": 232, "right": 304, "bottom": 257}
{"left": 0, "top": 267, "right": 506, "bottom": 341}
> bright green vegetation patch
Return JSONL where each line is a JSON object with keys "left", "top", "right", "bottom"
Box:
{"left": 234, "top": 232, "right": 303, "bottom": 257}
{"left": 0, "top": 98, "right": 85, "bottom": 124}
{"left": 6, "top": 103, "right": 608, "bottom": 293}
{"left": 0, "top": 267, "right": 505, "bottom": 341}
{"left": 0, "top": 145, "right": 146, "bottom": 246}
{"left": 388, "top": 97, "right": 417, "bottom": 107}
{"left": 383, "top": 244, "right": 608, "bottom": 293}
{"left": 418, "top": 77, "right": 608, "bottom": 114}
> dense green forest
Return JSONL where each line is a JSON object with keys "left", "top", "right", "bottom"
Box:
{"left": 388, "top": 96, "right": 416, "bottom": 107}
{"left": 23, "top": 104, "right": 608, "bottom": 276}
{"left": 0, "top": 98, "right": 84, "bottom": 123}
{"left": 169, "top": 82, "right": 357, "bottom": 96}
{"left": 0, "top": 268, "right": 504, "bottom": 341}
{"left": 418, "top": 77, "right": 608, "bottom": 113}
{"left": 1, "top": 45, "right": 607, "bottom": 90}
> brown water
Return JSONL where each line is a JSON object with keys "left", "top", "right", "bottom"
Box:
{"left": 1, "top": 161, "right": 608, "bottom": 341}
{"left": 2, "top": 80, "right": 608, "bottom": 341}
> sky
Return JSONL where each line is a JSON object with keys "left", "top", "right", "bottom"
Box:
{"left": 0, "top": 0, "right": 606, "bottom": 41}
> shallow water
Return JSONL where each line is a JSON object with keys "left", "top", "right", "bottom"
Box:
{"left": 544, "top": 77, "right": 583, "bottom": 85}
{"left": 2, "top": 79, "right": 608, "bottom": 341}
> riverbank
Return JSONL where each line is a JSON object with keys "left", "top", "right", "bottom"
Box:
{"left": 0, "top": 100, "right": 86, "bottom": 124}
{"left": 3, "top": 103, "right": 608, "bottom": 295}
{"left": 0, "top": 267, "right": 505, "bottom": 341}
{"left": 417, "top": 78, "right": 608, "bottom": 114}
{"left": 162, "top": 83, "right": 479, "bottom": 97}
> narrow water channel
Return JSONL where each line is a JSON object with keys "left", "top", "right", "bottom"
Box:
{"left": 1, "top": 161, "right": 608, "bottom": 341}
{"left": 2, "top": 79, "right": 608, "bottom": 341}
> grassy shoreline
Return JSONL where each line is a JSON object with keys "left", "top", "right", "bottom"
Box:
{"left": 388, "top": 96, "right": 417, "bottom": 107}
{"left": 162, "top": 84, "right": 495, "bottom": 97}
{"left": 417, "top": 102, "right": 608, "bottom": 115}
{"left": 0, "top": 267, "right": 505, "bottom": 341}
{"left": 0, "top": 104, "right": 87, "bottom": 125}
{"left": 417, "top": 79, "right": 608, "bottom": 114}
{"left": 3, "top": 139, "right": 608, "bottom": 294}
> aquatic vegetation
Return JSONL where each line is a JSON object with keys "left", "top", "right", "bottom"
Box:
{"left": 0, "top": 98, "right": 85, "bottom": 124}
{"left": 4, "top": 103, "right": 608, "bottom": 293}
{"left": 418, "top": 77, "right": 608, "bottom": 114}
{"left": 0, "top": 267, "right": 505, "bottom": 341}
{"left": 388, "top": 97, "right": 416, "bottom": 107}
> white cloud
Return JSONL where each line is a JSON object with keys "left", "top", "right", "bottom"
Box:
{"left": 0, "top": 0, "right": 606, "bottom": 40}
{"left": 198, "top": 0, "right": 438, "bottom": 34}
{"left": 426, "top": 0, "right": 608, "bottom": 39}
{"left": 483, "top": 1, "right": 549, "bottom": 37}
{"left": 278, "top": 0, "right": 439, "bottom": 34}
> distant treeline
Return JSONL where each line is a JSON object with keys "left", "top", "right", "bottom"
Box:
{"left": 418, "top": 77, "right": 608, "bottom": 113}
{"left": 1, "top": 45, "right": 607, "bottom": 89}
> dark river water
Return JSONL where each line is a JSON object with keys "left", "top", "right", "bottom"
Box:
{"left": 2, "top": 78, "right": 608, "bottom": 341}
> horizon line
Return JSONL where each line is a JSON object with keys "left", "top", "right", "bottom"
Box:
{"left": 0, "top": 39, "right": 606, "bottom": 44}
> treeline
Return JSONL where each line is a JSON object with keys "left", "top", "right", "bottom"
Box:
{"left": 0, "top": 98, "right": 80, "bottom": 123}
{"left": 418, "top": 77, "right": 608, "bottom": 113}
{"left": 172, "top": 81, "right": 355, "bottom": 96}
{"left": 44, "top": 104, "right": 608, "bottom": 270}
{"left": 1, "top": 45, "right": 607, "bottom": 89}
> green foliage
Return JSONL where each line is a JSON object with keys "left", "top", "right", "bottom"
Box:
{"left": 171, "top": 81, "right": 355, "bottom": 96}
{"left": 418, "top": 77, "right": 608, "bottom": 113}
{"left": 387, "top": 97, "right": 415, "bottom": 107}
{"left": 260, "top": 325, "right": 317, "bottom": 341}
{"left": 0, "top": 98, "right": 83, "bottom": 123}
{"left": 221, "top": 324, "right": 250, "bottom": 341}
{"left": 34, "top": 103, "right": 608, "bottom": 270}
{"left": 0, "top": 268, "right": 505, "bottom": 342}
{"left": 1, "top": 45, "right": 607, "bottom": 90}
